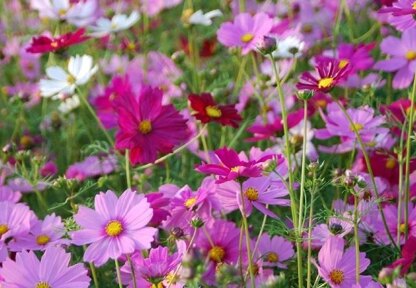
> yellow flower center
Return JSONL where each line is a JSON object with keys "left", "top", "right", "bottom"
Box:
{"left": 318, "top": 77, "right": 334, "bottom": 89}
{"left": 0, "top": 224, "right": 9, "bottom": 236}
{"left": 266, "top": 252, "right": 279, "bottom": 263}
{"left": 151, "top": 284, "right": 164, "bottom": 288}
{"left": 385, "top": 158, "right": 396, "bottom": 169}
{"left": 127, "top": 42, "right": 136, "bottom": 51}
{"left": 230, "top": 166, "right": 240, "bottom": 172}
{"left": 399, "top": 223, "right": 407, "bottom": 234}
{"left": 58, "top": 9, "right": 67, "bottom": 17}
{"left": 165, "top": 271, "right": 179, "bottom": 285}
{"left": 138, "top": 120, "right": 152, "bottom": 134}
{"left": 209, "top": 246, "right": 225, "bottom": 262}
{"left": 205, "top": 105, "right": 222, "bottom": 118}
{"left": 184, "top": 197, "right": 197, "bottom": 209}
{"left": 406, "top": 50, "right": 416, "bottom": 61}
{"left": 338, "top": 59, "right": 349, "bottom": 69}
{"left": 329, "top": 269, "right": 345, "bottom": 285}
{"left": 316, "top": 99, "right": 327, "bottom": 108}
{"left": 241, "top": 33, "right": 254, "bottom": 43}
{"left": 50, "top": 41, "right": 58, "bottom": 48}
{"left": 413, "top": 1, "right": 416, "bottom": 10}
{"left": 350, "top": 122, "right": 364, "bottom": 132}
{"left": 105, "top": 220, "right": 123, "bottom": 237}
{"left": 36, "top": 234, "right": 50, "bottom": 245}
{"left": 67, "top": 74, "right": 76, "bottom": 85}
{"left": 35, "top": 282, "right": 51, "bottom": 288}
{"left": 245, "top": 187, "right": 259, "bottom": 201}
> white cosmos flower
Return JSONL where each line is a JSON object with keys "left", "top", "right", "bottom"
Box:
{"left": 189, "top": 9, "right": 222, "bottom": 26}
{"left": 58, "top": 94, "right": 80, "bottom": 114}
{"left": 89, "top": 11, "right": 140, "bottom": 38}
{"left": 272, "top": 36, "right": 305, "bottom": 59}
{"left": 40, "top": 55, "right": 98, "bottom": 98}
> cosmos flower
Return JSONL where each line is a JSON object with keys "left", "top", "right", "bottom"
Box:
{"left": 217, "top": 12, "right": 273, "bottom": 55}
{"left": 272, "top": 36, "right": 305, "bottom": 58}
{"left": 313, "top": 236, "right": 372, "bottom": 288}
{"left": 114, "top": 85, "right": 189, "bottom": 165}
{"left": 188, "top": 93, "right": 242, "bottom": 128}
{"left": 374, "top": 28, "right": 416, "bottom": 89}
{"left": 26, "top": 28, "right": 89, "bottom": 54}
{"left": 39, "top": 54, "right": 98, "bottom": 98}
{"left": 0, "top": 202, "right": 33, "bottom": 242}
{"left": 388, "top": 236, "right": 416, "bottom": 274}
{"left": 65, "top": 154, "right": 118, "bottom": 181}
{"left": 196, "top": 147, "right": 271, "bottom": 183}
{"left": 297, "top": 58, "right": 350, "bottom": 92}
{"left": 188, "top": 9, "right": 223, "bottom": 26}
{"left": 0, "top": 246, "right": 90, "bottom": 287}
{"left": 257, "top": 233, "right": 294, "bottom": 268}
{"left": 0, "top": 186, "right": 21, "bottom": 203}
{"left": 310, "top": 217, "right": 353, "bottom": 248}
{"left": 379, "top": 0, "right": 416, "bottom": 31}
{"left": 71, "top": 189, "right": 157, "bottom": 266}
{"left": 89, "top": 11, "right": 140, "bottom": 38}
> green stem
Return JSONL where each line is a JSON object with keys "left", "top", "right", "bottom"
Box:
{"left": 114, "top": 259, "right": 123, "bottom": 288}
{"left": 239, "top": 182, "right": 256, "bottom": 288}
{"left": 127, "top": 254, "right": 137, "bottom": 288}
{"left": 306, "top": 176, "right": 317, "bottom": 288}
{"left": 404, "top": 74, "right": 416, "bottom": 240}
{"left": 125, "top": 150, "right": 131, "bottom": 189}
{"left": 269, "top": 55, "right": 303, "bottom": 287}
{"left": 89, "top": 262, "right": 99, "bottom": 288}
{"left": 298, "top": 100, "right": 309, "bottom": 230}
{"left": 353, "top": 193, "right": 360, "bottom": 284}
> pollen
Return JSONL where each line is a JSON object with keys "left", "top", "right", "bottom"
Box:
{"left": 316, "top": 99, "right": 327, "bottom": 108}
{"left": 67, "top": 74, "right": 76, "bottom": 85}
{"left": 245, "top": 187, "right": 259, "bottom": 201}
{"left": 329, "top": 269, "right": 344, "bottom": 285}
{"left": 230, "top": 166, "right": 240, "bottom": 172}
{"left": 58, "top": 9, "right": 67, "bottom": 17}
{"left": 338, "top": 59, "right": 349, "bottom": 69}
{"left": 350, "top": 122, "right": 364, "bottom": 132}
{"left": 241, "top": 33, "right": 254, "bottom": 43}
{"left": 105, "top": 220, "right": 123, "bottom": 237}
{"left": 184, "top": 197, "right": 197, "bottom": 209}
{"left": 318, "top": 77, "right": 334, "bottom": 89}
{"left": 0, "top": 224, "right": 9, "bottom": 236}
{"left": 413, "top": 1, "right": 416, "bottom": 10}
{"left": 385, "top": 158, "right": 396, "bottom": 169}
{"left": 205, "top": 105, "right": 222, "bottom": 118}
{"left": 35, "top": 282, "right": 51, "bottom": 288}
{"left": 406, "top": 50, "right": 416, "bottom": 61}
{"left": 50, "top": 41, "right": 58, "bottom": 48}
{"left": 36, "top": 234, "right": 50, "bottom": 245}
{"left": 209, "top": 246, "right": 225, "bottom": 262}
{"left": 165, "top": 272, "right": 179, "bottom": 285}
{"left": 266, "top": 252, "right": 279, "bottom": 263}
{"left": 138, "top": 120, "right": 152, "bottom": 134}
{"left": 399, "top": 223, "right": 407, "bottom": 234}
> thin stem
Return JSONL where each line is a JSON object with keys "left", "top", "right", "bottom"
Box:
{"left": 353, "top": 194, "right": 360, "bottom": 284}
{"left": 335, "top": 101, "right": 398, "bottom": 250}
{"left": 89, "top": 262, "right": 99, "bottom": 288}
{"left": 306, "top": 179, "right": 317, "bottom": 288}
{"left": 404, "top": 74, "right": 416, "bottom": 240}
{"left": 125, "top": 150, "right": 131, "bottom": 189}
{"left": 239, "top": 182, "right": 256, "bottom": 288}
{"left": 298, "top": 100, "right": 309, "bottom": 230}
{"left": 252, "top": 208, "right": 268, "bottom": 256}
{"left": 114, "top": 259, "right": 123, "bottom": 288}
{"left": 269, "top": 55, "right": 303, "bottom": 287}
{"left": 127, "top": 254, "right": 137, "bottom": 288}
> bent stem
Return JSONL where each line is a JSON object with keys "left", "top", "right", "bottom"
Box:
{"left": 114, "top": 259, "right": 123, "bottom": 288}
{"left": 335, "top": 101, "right": 398, "bottom": 250}
{"left": 239, "top": 182, "right": 256, "bottom": 288}
{"left": 127, "top": 254, "right": 137, "bottom": 288}
{"left": 269, "top": 55, "right": 303, "bottom": 287}
{"left": 404, "top": 74, "right": 416, "bottom": 239}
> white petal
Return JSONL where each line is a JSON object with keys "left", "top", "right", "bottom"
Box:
{"left": 46, "top": 66, "right": 68, "bottom": 81}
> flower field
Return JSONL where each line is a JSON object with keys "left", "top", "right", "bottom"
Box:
{"left": 0, "top": 0, "right": 416, "bottom": 287}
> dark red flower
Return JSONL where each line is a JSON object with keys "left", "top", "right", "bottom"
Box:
{"left": 188, "top": 93, "right": 242, "bottom": 128}
{"left": 389, "top": 236, "right": 416, "bottom": 274}
{"left": 296, "top": 58, "right": 350, "bottom": 93}
{"left": 26, "top": 28, "right": 89, "bottom": 54}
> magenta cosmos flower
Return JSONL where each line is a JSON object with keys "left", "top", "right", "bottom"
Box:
{"left": 374, "top": 28, "right": 416, "bottom": 89}
{"left": 257, "top": 233, "right": 294, "bottom": 268}
{"left": 0, "top": 246, "right": 90, "bottom": 287}
{"left": 196, "top": 147, "right": 272, "bottom": 183}
{"left": 297, "top": 58, "right": 350, "bottom": 92}
{"left": 115, "top": 85, "right": 189, "bottom": 165}
{"left": 71, "top": 189, "right": 157, "bottom": 266}
{"left": 379, "top": 0, "right": 416, "bottom": 31}
{"left": 217, "top": 12, "right": 273, "bottom": 55}
{"left": 313, "top": 236, "right": 372, "bottom": 288}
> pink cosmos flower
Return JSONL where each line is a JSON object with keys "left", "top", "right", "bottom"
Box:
{"left": 71, "top": 189, "right": 157, "bottom": 266}
{"left": 313, "top": 236, "right": 372, "bottom": 287}
{"left": 374, "top": 28, "right": 416, "bottom": 89}
{"left": 0, "top": 202, "right": 33, "bottom": 242}
{"left": 145, "top": 192, "right": 171, "bottom": 227}
{"left": 65, "top": 154, "right": 118, "bottom": 181}
{"left": 310, "top": 217, "right": 354, "bottom": 248}
{"left": 115, "top": 85, "right": 189, "bottom": 165}
{"left": 196, "top": 147, "right": 272, "bottom": 183}
{"left": 256, "top": 233, "right": 294, "bottom": 268}
{"left": 217, "top": 12, "right": 273, "bottom": 55}
{"left": 0, "top": 246, "right": 90, "bottom": 287}
{"left": 0, "top": 186, "right": 21, "bottom": 203}
{"left": 379, "top": 0, "right": 416, "bottom": 31}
